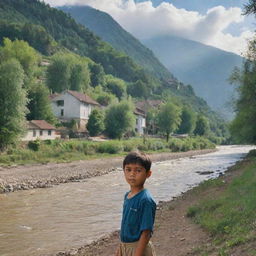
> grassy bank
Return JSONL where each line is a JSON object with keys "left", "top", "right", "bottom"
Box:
{"left": 0, "top": 136, "right": 214, "bottom": 166}
{"left": 187, "top": 150, "right": 256, "bottom": 256}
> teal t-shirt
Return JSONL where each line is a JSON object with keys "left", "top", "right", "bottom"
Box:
{"left": 120, "top": 189, "right": 156, "bottom": 242}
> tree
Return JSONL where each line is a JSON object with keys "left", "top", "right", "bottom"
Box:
{"left": 105, "top": 75, "right": 126, "bottom": 100}
{"left": 0, "top": 38, "right": 40, "bottom": 89}
{"left": 27, "top": 83, "right": 56, "bottom": 124}
{"left": 0, "top": 38, "right": 40, "bottom": 76}
{"left": 229, "top": 55, "right": 256, "bottom": 143}
{"left": 104, "top": 100, "right": 135, "bottom": 139}
{"left": 157, "top": 102, "right": 181, "bottom": 142}
{"left": 127, "top": 80, "right": 150, "bottom": 99}
{"left": 86, "top": 108, "right": 105, "bottom": 136}
{"left": 46, "top": 53, "right": 90, "bottom": 93}
{"left": 89, "top": 62, "right": 105, "bottom": 87}
{"left": 0, "top": 59, "right": 27, "bottom": 151}
{"left": 176, "top": 107, "right": 196, "bottom": 134}
{"left": 194, "top": 115, "right": 210, "bottom": 136}
{"left": 69, "top": 61, "right": 91, "bottom": 92}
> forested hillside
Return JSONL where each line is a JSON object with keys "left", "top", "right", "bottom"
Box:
{"left": 0, "top": 0, "right": 229, "bottom": 148}
{"left": 59, "top": 5, "right": 173, "bottom": 81}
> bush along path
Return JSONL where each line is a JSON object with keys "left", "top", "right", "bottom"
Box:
{"left": 56, "top": 150, "right": 256, "bottom": 256}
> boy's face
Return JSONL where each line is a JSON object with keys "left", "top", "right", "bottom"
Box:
{"left": 123, "top": 163, "right": 151, "bottom": 188}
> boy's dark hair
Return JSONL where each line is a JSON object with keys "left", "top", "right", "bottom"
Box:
{"left": 123, "top": 151, "right": 152, "bottom": 171}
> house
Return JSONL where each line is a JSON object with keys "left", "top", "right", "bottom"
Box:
{"left": 134, "top": 107, "right": 146, "bottom": 135}
{"left": 135, "top": 100, "right": 163, "bottom": 135}
{"left": 51, "top": 90, "right": 100, "bottom": 131}
{"left": 22, "top": 120, "right": 60, "bottom": 141}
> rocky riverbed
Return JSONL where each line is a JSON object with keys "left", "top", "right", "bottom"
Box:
{"left": 0, "top": 149, "right": 215, "bottom": 193}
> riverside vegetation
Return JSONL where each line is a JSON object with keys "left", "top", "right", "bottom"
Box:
{"left": 0, "top": 136, "right": 214, "bottom": 166}
{"left": 186, "top": 149, "right": 256, "bottom": 255}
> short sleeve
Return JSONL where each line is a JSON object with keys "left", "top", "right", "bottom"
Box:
{"left": 139, "top": 200, "right": 156, "bottom": 232}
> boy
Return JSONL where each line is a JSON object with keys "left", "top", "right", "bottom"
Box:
{"left": 116, "top": 151, "right": 156, "bottom": 256}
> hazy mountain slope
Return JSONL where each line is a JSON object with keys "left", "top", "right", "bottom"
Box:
{"left": 60, "top": 5, "right": 174, "bottom": 81}
{"left": 143, "top": 35, "right": 243, "bottom": 118}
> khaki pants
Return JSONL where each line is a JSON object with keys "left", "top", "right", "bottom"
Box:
{"left": 119, "top": 241, "right": 156, "bottom": 256}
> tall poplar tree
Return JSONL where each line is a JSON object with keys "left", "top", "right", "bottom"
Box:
{"left": 0, "top": 59, "right": 27, "bottom": 150}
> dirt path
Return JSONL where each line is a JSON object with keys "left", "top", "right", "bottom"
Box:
{"left": 56, "top": 154, "right": 249, "bottom": 256}
{"left": 0, "top": 149, "right": 215, "bottom": 193}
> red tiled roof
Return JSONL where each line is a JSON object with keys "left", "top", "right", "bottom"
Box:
{"left": 134, "top": 107, "right": 146, "bottom": 117}
{"left": 28, "top": 120, "right": 56, "bottom": 130}
{"left": 136, "top": 100, "right": 163, "bottom": 112}
{"left": 49, "top": 93, "right": 60, "bottom": 100}
{"left": 67, "top": 90, "right": 100, "bottom": 106}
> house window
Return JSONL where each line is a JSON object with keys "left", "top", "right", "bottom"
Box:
{"left": 136, "top": 118, "right": 139, "bottom": 125}
{"left": 57, "top": 100, "right": 64, "bottom": 106}
{"left": 48, "top": 130, "right": 52, "bottom": 136}
{"left": 40, "top": 130, "right": 43, "bottom": 136}
{"left": 61, "top": 109, "right": 64, "bottom": 116}
{"left": 33, "top": 130, "right": 36, "bottom": 137}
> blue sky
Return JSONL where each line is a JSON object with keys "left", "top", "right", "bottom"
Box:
{"left": 43, "top": 0, "right": 255, "bottom": 55}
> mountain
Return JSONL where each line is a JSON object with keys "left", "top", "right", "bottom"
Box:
{"left": 0, "top": 0, "right": 228, "bottom": 134}
{"left": 143, "top": 35, "right": 243, "bottom": 118}
{"left": 0, "top": 0, "right": 159, "bottom": 85}
{"left": 59, "top": 5, "right": 174, "bottom": 81}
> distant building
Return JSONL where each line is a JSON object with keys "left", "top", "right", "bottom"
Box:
{"left": 134, "top": 107, "right": 146, "bottom": 135}
{"left": 50, "top": 90, "right": 100, "bottom": 131}
{"left": 22, "top": 120, "right": 60, "bottom": 141}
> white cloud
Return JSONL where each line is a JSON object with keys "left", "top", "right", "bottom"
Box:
{"left": 42, "top": 0, "right": 254, "bottom": 55}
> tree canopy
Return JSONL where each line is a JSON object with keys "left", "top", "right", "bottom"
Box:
{"left": 0, "top": 59, "right": 27, "bottom": 150}
{"left": 157, "top": 102, "right": 181, "bottom": 142}
{"left": 104, "top": 100, "right": 135, "bottom": 139}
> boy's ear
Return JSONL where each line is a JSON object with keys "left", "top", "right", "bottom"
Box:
{"left": 146, "top": 170, "right": 152, "bottom": 178}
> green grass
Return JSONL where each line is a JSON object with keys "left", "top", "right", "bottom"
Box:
{"left": 0, "top": 136, "right": 215, "bottom": 166}
{"left": 187, "top": 156, "right": 256, "bottom": 255}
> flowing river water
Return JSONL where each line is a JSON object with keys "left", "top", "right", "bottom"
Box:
{"left": 0, "top": 145, "right": 254, "bottom": 256}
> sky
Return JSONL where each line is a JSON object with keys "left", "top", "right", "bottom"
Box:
{"left": 42, "top": 0, "right": 256, "bottom": 55}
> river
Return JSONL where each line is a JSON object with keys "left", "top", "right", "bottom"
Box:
{"left": 0, "top": 145, "right": 254, "bottom": 256}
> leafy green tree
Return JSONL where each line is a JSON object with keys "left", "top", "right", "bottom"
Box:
{"left": 47, "top": 53, "right": 90, "bottom": 93}
{"left": 86, "top": 108, "right": 105, "bottom": 136}
{"left": 46, "top": 53, "right": 71, "bottom": 93}
{"left": 104, "top": 100, "right": 135, "bottom": 139}
{"left": 145, "top": 107, "right": 158, "bottom": 135}
{"left": 127, "top": 80, "right": 149, "bottom": 99}
{"left": 0, "top": 38, "right": 40, "bottom": 88}
{"left": 70, "top": 61, "right": 91, "bottom": 92}
{"left": 157, "top": 102, "right": 181, "bottom": 142}
{"left": 89, "top": 62, "right": 105, "bottom": 87}
{"left": 226, "top": 3, "right": 256, "bottom": 143}
{"left": 194, "top": 115, "right": 210, "bottom": 136}
{"left": 0, "top": 59, "right": 27, "bottom": 150}
{"left": 27, "top": 83, "right": 56, "bottom": 124}
{"left": 176, "top": 106, "right": 196, "bottom": 134}
{"left": 0, "top": 38, "right": 39, "bottom": 75}
{"left": 105, "top": 75, "right": 126, "bottom": 100}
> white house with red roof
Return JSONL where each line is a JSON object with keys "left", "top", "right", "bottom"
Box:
{"left": 22, "top": 120, "right": 60, "bottom": 141}
{"left": 51, "top": 90, "right": 100, "bottom": 131}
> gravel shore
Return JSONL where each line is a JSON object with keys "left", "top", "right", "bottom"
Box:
{"left": 0, "top": 149, "right": 216, "bottom": 193}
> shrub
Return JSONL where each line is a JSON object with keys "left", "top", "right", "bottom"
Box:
{"left": 28, "top": 139, "right": 40, "bottom": 151}
{"left": 96, "top": 141, "right": 123, "bottom": 154}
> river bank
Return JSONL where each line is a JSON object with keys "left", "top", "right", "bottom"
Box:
{"left": 0, "top": 148, "right": 215, "bottom": 193}
{"left": 55, "top": 151, "right": 256, "bottom": 256}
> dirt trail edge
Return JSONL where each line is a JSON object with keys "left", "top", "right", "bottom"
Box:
{"left": 0, "top": 149, "right": 215, "bottom": 193}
